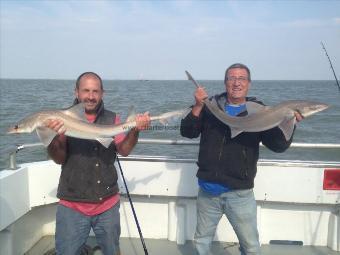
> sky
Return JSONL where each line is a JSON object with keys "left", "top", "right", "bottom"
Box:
{"left": 0, "top": 0, "right": 339, "bottom": 80}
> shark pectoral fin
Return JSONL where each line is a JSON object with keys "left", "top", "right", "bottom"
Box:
{"left": 126, "top": 106, "right": 136, "bottom": 123}
{"left": 278, "top": 117, "right": 296, "bottom": 141}
{"left": 159, "top": 118, "right": 169, "bottom": 126}
{"left": 36, "top": 127, "right": 57, "bottom": 147}
{"left": 96, "top": 138, "right": 113, "bottom": 148}
{"left": 230, "top": 128, "right": 243, "bottom": 138}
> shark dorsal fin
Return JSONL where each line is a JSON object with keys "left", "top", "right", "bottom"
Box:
{"left": 61, "top": 103, "right": 87, "bottom": 122}
{"left": 126, "top": 106, "right": 136, "bottom": 123}
{"left": 245, "top": 101, "right": 268, "bottom": 115}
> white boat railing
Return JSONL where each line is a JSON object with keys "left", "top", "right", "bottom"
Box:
{"left": 7, "top": 139, "right": 340, "bottom": 170}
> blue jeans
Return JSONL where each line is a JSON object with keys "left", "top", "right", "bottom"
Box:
{"left": 195, "top": 188, "right": 260, "bottom": 255}
{"left": 55, "top": 202, "right": 120, "bottom": 255}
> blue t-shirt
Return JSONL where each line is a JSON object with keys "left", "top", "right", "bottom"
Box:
{"left": 225, "top": 103, "right": 247, "bottom": 117}
{"left": 198, "top": 102, "right": 246, "bottom": 195}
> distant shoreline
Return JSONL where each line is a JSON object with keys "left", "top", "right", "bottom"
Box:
{"left": 0, "top": 78, "right": 334, "bottom": 82}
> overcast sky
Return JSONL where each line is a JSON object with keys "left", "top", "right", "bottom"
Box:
{"left": 1, "top": 0, "right": 339, "bottom": 80}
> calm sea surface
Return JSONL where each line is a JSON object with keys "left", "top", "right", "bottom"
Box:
{"left": 0, "top": 79, "right": 339, "bottom": 170}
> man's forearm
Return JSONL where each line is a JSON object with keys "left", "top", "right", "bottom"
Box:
{"left": 116, "top": 128, "right": 139, "bottom": 156}
{"left": 261, "top": 126, "right": 294, "bottom": 153}
{"left": 47, "top": 135, "right": 67, "bottom": 164}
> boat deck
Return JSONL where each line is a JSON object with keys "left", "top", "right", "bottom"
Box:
{"left": 27, "top": 236, "right": 340, "bottom": 255}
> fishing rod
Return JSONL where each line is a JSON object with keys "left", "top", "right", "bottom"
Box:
{"left": 321, "top": 41, "right": 340, "bottom": 91}
{"left": 116, "top": 155, "right": 149, "bottom": 255}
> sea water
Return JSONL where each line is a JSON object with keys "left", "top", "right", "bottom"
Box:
{"left": 0, "top": 79, "right": 339, "bottom": 170}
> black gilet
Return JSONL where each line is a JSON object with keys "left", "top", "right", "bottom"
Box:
{"left": 57, "top": 102, "right": 119, "bottom": 203}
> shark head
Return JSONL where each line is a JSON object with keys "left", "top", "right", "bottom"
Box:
{"left": 7, "top": 113, "right": 41, "bottom": 134}
{"left": 294, "top": 101, "right": 329, "bottom": 118}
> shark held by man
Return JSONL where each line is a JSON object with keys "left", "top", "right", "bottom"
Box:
{"left": 185, "top": 70, "right": 329, "bottom": 140}
{"left": 206, "top": 99, "right": 329, "bottom": 140}
{"left": 7, "top": 103, "right": 189, "bottom": 148}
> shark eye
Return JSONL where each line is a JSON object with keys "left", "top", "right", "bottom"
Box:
{"left": 14, "top": 125, "right": 18, "bottom": 130}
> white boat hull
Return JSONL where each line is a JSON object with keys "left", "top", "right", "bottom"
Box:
{"left": 1, "top": 157, "right": 339, "bottom": 254}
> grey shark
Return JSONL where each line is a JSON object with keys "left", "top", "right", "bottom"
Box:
{"left": 8, "top": 103, "right": 189, "bottom": 148}
{"left": 185, "top": 70, "right": 329, "bottom": 140}
{"left": 208, "top": 99, "right": 328, "bottom": 140}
